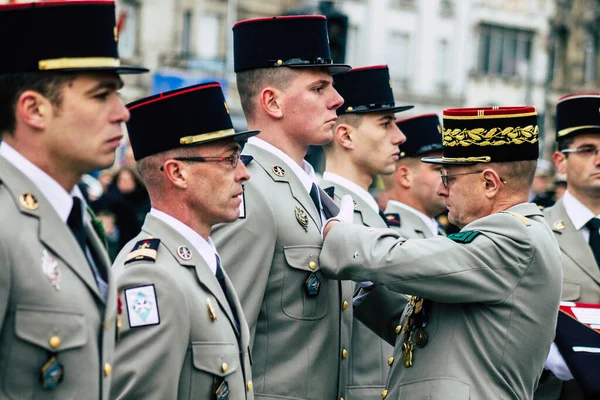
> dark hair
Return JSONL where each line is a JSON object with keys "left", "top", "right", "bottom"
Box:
{"left": 236, "top": 67, "right": 298, "bottom": 118}
{"left": 0, "top": 72, "right": 75, "bottom": 135}
{"left": 556, "top": 136, "right": 575, "bottom": 152}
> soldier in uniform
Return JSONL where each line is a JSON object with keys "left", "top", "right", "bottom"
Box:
{"left": 211, "top": 16, "right": 356, "bottom": 400}
{"left": 110, "top": 83, "right": 257, "bottom": 399}
{"left": 319, "top": 65, "right": 411, "bottom": 400}
{"left": 321, "top": 106, "right": 563, "bottom": 399}
{"left": 0, "top": 1, "right": 147, "bottom": 399}
{"left": 381, "top": 113, "right": 447, "bottom": 238}
{"left": 535, "top": 93, "right": 600, "bottom": 400}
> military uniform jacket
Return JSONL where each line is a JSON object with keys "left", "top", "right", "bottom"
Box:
{"left": 320, "top": 179, "right": 396, "bottom": 400}
{"left": 111, "top": 214, "right": 253, "bottom": 400}
{"left": 0, "top": 157, "right": 116, "bottom": 400}
{"left": 320, "top": 203, "right": 563, "bottom": 400}
{"left": 384, "top": 201, "right": 437, "bottom": 239}
{"left": 211, "top": 143, "right": 354, "bottom": 400}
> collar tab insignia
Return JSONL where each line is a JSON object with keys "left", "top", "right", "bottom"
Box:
{"left": 125, "top": 238, "right": 161, "bottom": 264}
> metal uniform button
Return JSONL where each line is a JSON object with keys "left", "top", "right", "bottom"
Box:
{"left": 342, "top": 349, "right": 348, "bottom": 359}
{"left": 381, "top": 389, "right": 388, "bottom": 399}
{"left": 342, "top": 300, "right": 348, "bottom": 310}
{"left": 395, "top": 325, "right": 401, "bottom": 334}
{"left": 104, "top": 363, "right": 112, "bottom": 377}
{"left": 309, "top": 261, "right": 317, "bottom": 270}
{"left": 49, "top": 336, "right": 61, "bottom": 349}
{"left": 388, "top": 357, "right": 394, "bottom": 366}
{"left": 221, "top": 362, "right": 228, "bottom": 373}
{"left": 247, "top": 381, "right": 253, "bottom": 391}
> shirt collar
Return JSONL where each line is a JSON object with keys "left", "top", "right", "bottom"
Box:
{"left": 387, "top": 199, "right": 439, "bottom": 236}
{"left": 562, "top": 190, "right": 600, "bottom": 230}
{"left": 0, "top": 142, "right": 85, "bottom": 223}
{"left": 150, "top": 208, "right": 218, "bottom": 275}
{"left": 322, "top": 171, "right": 379, "bottom": 213}
{"left": 247, "top": 136, "right": 317, "bottom": 193}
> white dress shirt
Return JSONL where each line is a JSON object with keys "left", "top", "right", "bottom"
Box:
{"left": 387, "top": 200, "right": 439, "bottom": 237}
{"left": 562, "top": 190, "right": 600, "bottom": 242}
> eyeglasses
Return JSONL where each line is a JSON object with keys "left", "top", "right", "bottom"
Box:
{"left": 160, "top": 153, "right": 253, "bottom": 171}
{"left": 561, "top": 147, "right": 600, "bottom": 157}
{"left": 439, "top": 169, "right": 507, "bottom": 188}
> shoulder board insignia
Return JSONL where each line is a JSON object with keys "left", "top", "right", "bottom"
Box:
{"left": 447, "top": 231, "right": 480, "bottom": 244}
{"left": 385, "top": 213, "right": 401, "bottom": 227}
{"left": 500, "top": 211, "right": 531, "bottom": 226}
{"left": 125, "top": 238, "right": 161, "bottom": 264}
{"left": 323, "top": 186, "right": 335, "bottom": 200}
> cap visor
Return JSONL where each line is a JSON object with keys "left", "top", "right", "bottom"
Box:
{"left": 49, "top": 65, "right": 149, "bottom": 74}
{"left": 420, "top": 156, "right": 476, "bottom": 165}
{"left": 350, "top": 105, "right": 414, "bottom": 115}
{"left": 288, "top": 63, "right": 352, "bottom": 74}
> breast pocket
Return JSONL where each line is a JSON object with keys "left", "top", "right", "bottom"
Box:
{"left": 397, "top": 378, "right": 470, "bottom": 399}
{"left": 282, "top": 245, "right": 328, "bottom": 320}
{"left": 561, "top": 281, "right": 581, "bottom": 301}
{"left": 7, "top": 307, "right": 88, "bottom": 399}
{"left": 191, "top": 342, "right": 241, "bottom": 398}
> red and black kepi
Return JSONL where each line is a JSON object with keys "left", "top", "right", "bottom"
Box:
{"left": 422, "top": 106, "right": 539, "bottom": 165}
{"left": 396, "top": 113, "right": 443, "bottom": 158}
{"left": 126, "top": 83, "right": 260, "bottom": 161}
{"left": 555, "top": 93, "right": 600, "bottom": 141}
{"left": 233, "top": 15, "right": 351, "bottom": 74}
{"left": 0, "top": 0, "right": 147, "bottom": 74}
{"left": 334, "top": 65, "right": 413, "bottom": 115}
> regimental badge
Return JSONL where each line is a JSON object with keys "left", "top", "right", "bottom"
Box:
{"left": 295, "top": 206, "right": 308, "bottom": 232}
{"left": 20, "top": 193, "right": 39, "bottom": 210}
{"left": 177, "top": 246, "right": 192, "bottom": 260}
{"left": 40, "top": 355, "right": 64, "bottom": 389}
{"left": 41, "top": 250, "right": 61, "bottom": 290}
{"left": 125, "top": 238, "right": 161, "bottom": 264}
{"left": 124, "top": 285, "right": 160, "bottom": 328}
{"left": 304, "top": 273, "right": 321, "bottom": 296}
{"left": 553, "top": 220, "right": 566, "bottom": 231}
{"left": 272, "top": 166, "right": 286, "bottom": 177}
{"left": 215, "top": 380, "right": 229, "bottom": 400}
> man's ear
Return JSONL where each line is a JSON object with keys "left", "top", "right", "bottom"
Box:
{"left": 259, "top": 87, "right": 283, "bottom": 119}
{"left": 15, "top": 90, "right": 51, "bottom": 131}
{"left": 396, "top": 165, "right": 412, "bottom": 188}
{"left": 482, "top": 169, "right": 502, "bottom": 199}
{"left": 162, "top": 160, "right": 188, "bottom": 189}
{"left": 552, "top": 150, "right": 567, "bottom": 175}
{"left": 334, "top": 123, "right": 354, "bottom": 150}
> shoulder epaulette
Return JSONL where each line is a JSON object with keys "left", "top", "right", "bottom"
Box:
{"left": 385, "top": 213, "right": 401, "bottom": 227}
{"left": 500, "top": 211, "right": 531, "bottom": 226}
{"left": 125, "top": 238, "right": 161, "bottom": 264}
{"left": 323, "top": 186, "right": 335, "bottom": 200}
{"left": 447, "top": 231, "right": 480, "bottom": 243}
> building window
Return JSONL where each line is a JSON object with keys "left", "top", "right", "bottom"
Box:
{"left": 182, "top": 10, "right": 193, "bottom": 58}
{"left": 437, "top": 39, "right": 450, "bottom": 90}
{"left": 391, "top": 0, "right": 416, "bottom": 10}
{"left": 583, "top": 30, "right": 597, "bottom": 84}
{"left": 196, "top": 13, "right": 221, "bottom": 60}
{"left": 387, "top": 32, "right": 411, "bottom": 89}
{"left": 477, "top": 23, "right": 534, "bottom": 78}
{"left": 439, "top": 0, "right": 455, "bottom": 17}
{"left": 117, "top": 1, "right": 139, "bottom": 60}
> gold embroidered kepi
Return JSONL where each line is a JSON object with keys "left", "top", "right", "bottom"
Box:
{"left": 422, "top": 106, "right": 539, "bottom": 165}
{"left": 126, "top": 82, "right": 259, "bottom": 161}
{"left": 0, "top": 0, "right": 146, "bottom": 74}
{"left": 555, "top": 93, "right": 600, "bottom": 140}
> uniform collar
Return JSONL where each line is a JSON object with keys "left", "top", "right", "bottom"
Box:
{"left": 322, "top": 171, "right": 379, "bottom": 213}
{"left": 562, "top": 190, "right": 600, "bottom": 231}
{"left": 387, "top": 199, "right": 439, "bottom": 236}
{"left": 247, "top": 136, "right": 317, "bottom": 193}
{"left": 0, "top": 142, "right": 85, "bottom": 223}
{"left": 150, "top": 208, "right": 218, "bottom": 275}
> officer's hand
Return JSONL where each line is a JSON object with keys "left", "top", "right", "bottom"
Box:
{"left": 321, "top": 195, "right": 354, "bottom": 240}
{"left": 544, "top": 342, "right": 574, "bottom": 381}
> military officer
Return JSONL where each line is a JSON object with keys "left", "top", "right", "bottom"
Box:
{"left": 110, "top": 83, "right": 257, "bottom": 399}
{"left": 320, "top": 65, "right": 411, "bottom": 400}
{"left": 534, "top": 93, "right": 600, "bottom": 400}
{"left": 321, "top": 106, "right": 563, "bottom": 399}
{"left": 211, "top": 16, "right": 356, "bottom": 399}
{"left": 0, "top": 2, "right": 147, "bottom": 399}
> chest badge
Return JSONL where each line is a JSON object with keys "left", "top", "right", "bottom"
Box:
{"left": 41, "top": 250, "right": 61, "bottom": 290}
{"left": 295, "top": 206, "right": 309, "bottom": 232}
{"left": 20, "top": 193, "right": 39, "bottom": 210}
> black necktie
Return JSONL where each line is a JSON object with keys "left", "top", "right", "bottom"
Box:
{"left": 67, "top": 197, "right": 87, "bottom": 253}
{"left": 586, "top": 218, "right": 600, "bottom": 268}
{"left": 215, "top": 256, "right": 240, "bottom": 330}
{"left": 309, "top": 183, "right": 322, "bottom": 213}
{"left": 378, "top": 210, "right": 388, "bottom": 224}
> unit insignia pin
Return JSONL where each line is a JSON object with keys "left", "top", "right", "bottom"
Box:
{"left": 553, "top": 220, "right": 566, "bottom": 231}
{"left": 20, "top": 193, "right": 39, "bottom": 210}
{"left": 304, "top": 273, "right": 321, "bottom": 296}
{"left": 42, "top": 250, "right": 61, "bottom": 290}
{"left": 295, "top": 206, "right": 308, "bottom": 232}
{"left": 272, "top": 166, "right": 286, "bottom": 177}
{"left": 177, "top": 246, "right": 192, "bottom": 260}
